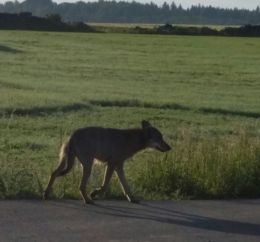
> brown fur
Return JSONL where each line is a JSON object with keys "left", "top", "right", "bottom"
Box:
{"left": 43, "top": 120, "right": 171, "bottom": 204}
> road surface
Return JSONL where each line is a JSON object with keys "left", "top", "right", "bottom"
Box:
{"left": 0, "top": 199, "right": 260, "bottom": 242}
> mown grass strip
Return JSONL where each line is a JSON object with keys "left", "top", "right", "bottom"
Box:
{"left": 1, "top": 99, "right": 260, "bottom": 119}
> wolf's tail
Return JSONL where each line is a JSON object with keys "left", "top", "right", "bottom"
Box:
{"left": 58, "top": 138, "right": 76, "bottom": 176}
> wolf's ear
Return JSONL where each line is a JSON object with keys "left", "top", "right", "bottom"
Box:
{"left": 141, "top": 120, "right": 152, "bottom": 129}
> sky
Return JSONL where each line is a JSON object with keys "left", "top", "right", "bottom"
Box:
{"left": 0, "top": 0, "right": 259, "bottom": 10}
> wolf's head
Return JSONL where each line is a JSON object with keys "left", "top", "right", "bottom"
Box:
{"left": 141, "top": 120, "right": 171, "bottom": 152}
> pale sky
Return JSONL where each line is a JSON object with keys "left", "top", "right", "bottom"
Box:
{"left": 0, "top": 0, "right": 259, "bottom": 10}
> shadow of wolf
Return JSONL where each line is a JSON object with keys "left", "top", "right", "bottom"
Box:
{"left": 43, "top": 120, "right": 171, "bottom": 204}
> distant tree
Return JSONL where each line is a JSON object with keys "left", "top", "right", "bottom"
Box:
{"left": 3, "top": 1, "right": 15, "bottom": 12}
{"left": 170, "top": 1, "right": 177, "bottom": 11}
{"left": 178, "top": 4, "right": 183, "bottom": 11}
{"left": 162, "top": 2, "right": 170, "bottom": 12}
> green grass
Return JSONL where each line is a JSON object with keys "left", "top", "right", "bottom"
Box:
{"left": 0, "top": 30, "right": 260, "bottom": 200}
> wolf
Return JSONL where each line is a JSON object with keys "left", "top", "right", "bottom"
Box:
{"left": 43, "top": 120, "right": 171, "bottom": 204}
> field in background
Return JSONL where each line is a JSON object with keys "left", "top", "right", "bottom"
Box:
{"left": 0, "top": 30, "right": 260, "bottom": 200}
{"left": 89, "top": 23, "right": 238, "bottom": 33}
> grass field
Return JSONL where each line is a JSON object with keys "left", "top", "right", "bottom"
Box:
{"left": 0, "top": 30, "right": 260, "bottom": 200}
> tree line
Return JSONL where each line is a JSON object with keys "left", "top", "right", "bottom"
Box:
{"left": 0, "top": 12, "right": 94, "bottom": 32}
{"left": 0, "top": 0, "right": 260, "bottom": 25}
{"left": 1, "top": 12, "right": 260, "bottom": 37}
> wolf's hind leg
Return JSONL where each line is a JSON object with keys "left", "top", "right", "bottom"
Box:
{"left": 43, "top": 158, "right": 67, "bottom": 200}
{"left": 90, "top": 164, "right": 115, "bottom": 199}
{"left": 79, "top": 159, "right": 94, "bottom": 204}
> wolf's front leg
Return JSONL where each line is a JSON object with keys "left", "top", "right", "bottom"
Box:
{"left": 115, "top": 164, "right": 140, "bottom": 203}
{"left": 90, "top": 164, "right": 115, "bottom": 200}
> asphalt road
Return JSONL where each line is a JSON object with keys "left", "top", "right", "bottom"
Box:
{"left": 0, "top": 199, "right": 260, "bottom": 242}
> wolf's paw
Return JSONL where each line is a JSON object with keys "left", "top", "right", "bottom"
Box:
{"left": 42, "top": 191, "right": 49, "bottom": 200}
{"left": 90, "top": 189, "right": 99, "bottom": 200}
{"left": 126, "top": 195, "right": 141, "bottom": 204}
{"left": 90, "top": 187, "right": 104, "bottom": 200}
{"left": 83, "top": 196, "right": 95, "bottom": 205}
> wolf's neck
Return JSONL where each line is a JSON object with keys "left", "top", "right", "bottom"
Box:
{"left": 125, "top": 129, "right": 147, "bottom": 155}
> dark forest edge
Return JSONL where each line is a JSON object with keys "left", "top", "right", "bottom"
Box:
{"left": 0, "top": 0, "right": 260, "bottom": 25}
{"left": 1, "top": 12, "right": 260, "bottom": 37}
{"left": 0, "top": 12, "right": 95, "bottom": 32}
{"left": 99, "top": 23, "right": 260, "bottom": 37}
{"left": 148, "top": 24, "right": 260, "bottom": 37}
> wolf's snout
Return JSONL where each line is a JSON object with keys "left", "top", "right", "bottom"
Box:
{"left": 163, "top": 143, "right": 171, "bottom": 152}
{"left": 165, "top": 144, "right": 171, "bottom": 151}
{"left": 157, "top": 141, "right": 171, "bottom": 152}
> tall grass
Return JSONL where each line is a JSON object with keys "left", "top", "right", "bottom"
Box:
{"left": 1, "top": 127, "right": 259, "bottom": 200}
{"left": 130, "top": 128, "right": 260, "bottom": 199}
